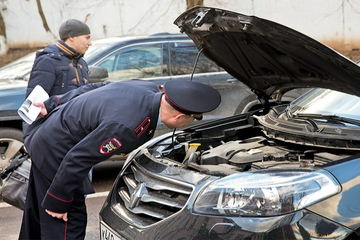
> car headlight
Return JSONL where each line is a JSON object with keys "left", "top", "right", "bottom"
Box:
{"left": 193, "top": 169, "right": 340, "bottom": 217}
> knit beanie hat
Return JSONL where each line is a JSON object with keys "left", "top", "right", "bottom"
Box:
{"left": 59, "top": 19, "right": 90, "bottom": 39}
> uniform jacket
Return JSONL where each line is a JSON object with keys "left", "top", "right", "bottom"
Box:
{"left": 24, "top": 80, "right": 163, "bottom": 213}
{"left": 26, "top": 40, "right": 89, "bottom": 98}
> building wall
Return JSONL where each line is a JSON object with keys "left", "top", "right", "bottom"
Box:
{"left": 209, "top": 0, "right": 360, "bottom": 52}
{"left": 1, "top": 0, "right": 359, "bottom": 53}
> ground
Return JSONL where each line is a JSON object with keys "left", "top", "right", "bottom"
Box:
{"left": 0, "top": 47, "right": 360, "bottom": 68}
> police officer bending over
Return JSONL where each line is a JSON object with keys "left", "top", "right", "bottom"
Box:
{"left": 19, "top": 79, "right": 221, "bottom": 240}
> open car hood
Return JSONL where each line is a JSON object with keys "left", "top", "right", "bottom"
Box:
{"left": 174, "top": 7, "right": 360, "bottom": 100}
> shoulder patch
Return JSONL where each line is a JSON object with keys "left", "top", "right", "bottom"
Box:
{"left": 100, "top": 138, "right": 122, "bottom": 154}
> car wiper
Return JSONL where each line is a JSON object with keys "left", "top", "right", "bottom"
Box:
{"left": 294, "top": 113, "right": 360, "bottom": 127}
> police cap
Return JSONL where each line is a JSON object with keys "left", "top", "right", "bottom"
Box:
{"left": 163, "top": 80, "right": 221, "bottom": 120}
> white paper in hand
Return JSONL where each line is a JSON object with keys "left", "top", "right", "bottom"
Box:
{"left": 18, "top": 85, "right": 49, "bottom": 124}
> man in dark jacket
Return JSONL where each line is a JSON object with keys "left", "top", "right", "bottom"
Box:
{"left": 23, "top": 19, "right": 92, "bottom": 141}
{"left": 26, "top": 19, "right": 91, "bottom": 97}
{"left": 19, "top": 79, "right": 221, "bottom": 240}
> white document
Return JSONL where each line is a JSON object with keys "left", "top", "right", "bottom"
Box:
{"left": 18, "top": 85, "right": 49, "bottom": 124}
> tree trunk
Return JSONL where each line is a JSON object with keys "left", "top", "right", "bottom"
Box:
{"left": 0, "top": 12, "right": 6, "bottom": 38}
{"left": 186, "top": 0, "right": 204, "bottom": 10}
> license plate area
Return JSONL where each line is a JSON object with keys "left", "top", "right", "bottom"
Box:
{"left": 100, "top": 222, "right": 123, "bottom": 240}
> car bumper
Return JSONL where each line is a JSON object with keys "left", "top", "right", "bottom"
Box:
{"left": 100, "top": 204, "right": 353, "bottom": 240}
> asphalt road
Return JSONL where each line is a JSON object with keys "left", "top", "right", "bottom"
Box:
{"left": 0, "top": 160, "right": 124, "bottom": 240}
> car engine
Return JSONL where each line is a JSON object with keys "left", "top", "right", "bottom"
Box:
{"left": 148, "top": 113, "right": 354, "bottom": 177}
{"left": 184, "top": 136, "right": 350, "bottom": 176}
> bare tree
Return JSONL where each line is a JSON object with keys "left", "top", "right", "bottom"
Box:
{"left": 0, "top": 4, "right": 8, "bottom": 55}
{"left": 186, "top": 0, "right": 204, "bottom": 10}
{"left": 0, "top": 5, "right": 6, "bottom": 38}
{"left": 36, "top": 0, "right": 51, "bottom": 34}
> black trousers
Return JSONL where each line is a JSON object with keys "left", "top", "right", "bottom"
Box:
{"left": 19, "top": 163, "right": 87, "bottom": 240}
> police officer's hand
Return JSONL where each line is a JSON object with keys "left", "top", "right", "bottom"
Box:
{"left": 45, "top": 209, "right": 68, "bottom": 221}
{"left": 33, "top": 102, "right": 48, "bottom": 118}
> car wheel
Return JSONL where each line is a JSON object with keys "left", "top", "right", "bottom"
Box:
{"left": 0, "top": 128, "right": 25, "bottom": 172}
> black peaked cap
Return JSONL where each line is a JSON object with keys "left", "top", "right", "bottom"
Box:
{"left": 163, "top": 80, "right": 221, "bottom": 119}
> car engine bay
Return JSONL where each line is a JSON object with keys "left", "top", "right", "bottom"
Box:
{"left": 147, "top": 110, "right": 355, "bottom": 177}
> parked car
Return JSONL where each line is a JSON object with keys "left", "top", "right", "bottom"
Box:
{"left": 0, "top": 33, "right": 304, "bottom": 171}
{"left": 99, "top": 7, "right": 360, "bottom": 240}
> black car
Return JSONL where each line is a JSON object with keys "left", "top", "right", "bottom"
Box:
{"left": 99, "top": 7, "right": 360, "bottom": 240}
{"left": 0, "top": 33, "right": 304, "bottom": 170}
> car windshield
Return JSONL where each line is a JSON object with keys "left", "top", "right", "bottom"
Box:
{"left": 0, "top": 51, "right": 36, "bottom": 80}
{"left": 289, "top": 88, "right": 360, "bottom": 121}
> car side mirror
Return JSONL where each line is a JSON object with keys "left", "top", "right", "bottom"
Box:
{"left": 88, "top": 66, "right": 109, "bottom": 83}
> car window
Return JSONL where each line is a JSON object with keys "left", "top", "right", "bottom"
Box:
{"left": 96, "top": 44, "right": 164, "bottom": 81}
{"left": 169, "top": 41, "right": 224, "bottom": 75}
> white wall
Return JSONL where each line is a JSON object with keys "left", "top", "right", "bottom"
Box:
{"left": 1, "top": 0, "right": 360, "bottom": 52}
{"left": 206, "top": 0, "right": 360, "bottom": 51}
{"left": 0, "top": 0, "right": 186, "bottom": 47}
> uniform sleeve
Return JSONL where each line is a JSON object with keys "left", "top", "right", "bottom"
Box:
{"left": 41, "top": 121, "right": 139, "bottom": 213}
{"left": 26, "top": 57, "right": 56, "bottom": 98}
{"left": 23, "top": 81, "right": 112, "bottom": 145}
{"left": 44, "top": 81, "right": 112, "bottom": 112}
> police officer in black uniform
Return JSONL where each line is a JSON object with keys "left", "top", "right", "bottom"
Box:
{"left": 19, "top": 79, "right": 221, "bottom": 240}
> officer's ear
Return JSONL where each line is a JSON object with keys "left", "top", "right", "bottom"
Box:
{"left": 174, "top": 113, "right": 186, "bottom": 121}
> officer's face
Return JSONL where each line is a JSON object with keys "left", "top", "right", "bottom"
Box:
{"left": 71, "top": 34, "right": 92, "bottom": 54}
{"left": 164, "top": 114, "right": 195, "bottom": 129}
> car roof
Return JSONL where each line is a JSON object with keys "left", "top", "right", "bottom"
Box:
{"left": 85, "top": 33, "right": 190, "bottom": 64}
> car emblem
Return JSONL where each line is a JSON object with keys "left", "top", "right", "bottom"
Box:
{"left": 129, "top": 182, "right": 147, "bottom": 209}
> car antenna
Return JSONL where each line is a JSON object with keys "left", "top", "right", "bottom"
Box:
{"left": 189, "top": 47, "right": 204, "bottom": 81}
{"left": 172, "top": 47, "right": 203, "bottom": 148}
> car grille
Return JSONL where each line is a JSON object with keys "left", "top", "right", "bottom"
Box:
{"left": 116, "top": 162, "right": 193, "bottom": 227}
